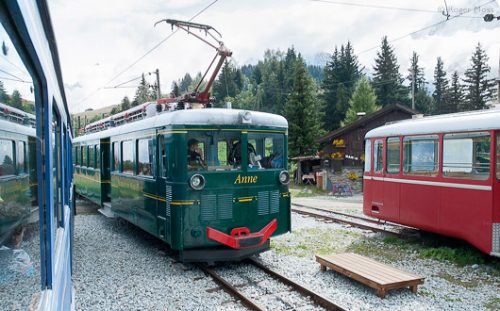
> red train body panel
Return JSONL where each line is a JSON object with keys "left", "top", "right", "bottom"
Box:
{"left": 363, "top": 110, "right": 500, "bottom": 256}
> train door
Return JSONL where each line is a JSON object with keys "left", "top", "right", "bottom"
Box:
{"left": 492, "top": 132, "right": 500, "bottom": 255}
{"left": 156, "top": 134, "right": 170, "bottom": 242}
{"left": 383, "top": 137, "right": 401, "bottom": 222}
{"left": 370, "top": 138, "right": 385, "bottom": 215}
{"left": 100, "top": 138, "right": 111, "bottom": 204}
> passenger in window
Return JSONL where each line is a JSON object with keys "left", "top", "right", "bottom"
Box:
{"left": 187, "top": 139, "right": 206, "bottom": 170}
{"left": 248, "top": 143, "right": 262, "bottom": 169}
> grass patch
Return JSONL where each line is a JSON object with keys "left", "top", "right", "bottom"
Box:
{"left": 289, "top": 184, "right": 328, "bottom": 197}
{"left": 484, "top": 297, "right": 500, "bottom": 310}
{"left": 438, "top": 272, "right": 480, "bottom": 288}
{"left": 419, "top": 246, "right": 485, "bottom": 267}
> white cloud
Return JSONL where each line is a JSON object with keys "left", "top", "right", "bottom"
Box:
{"left": 48, "top": 0, "right": 500, "bottom": 113}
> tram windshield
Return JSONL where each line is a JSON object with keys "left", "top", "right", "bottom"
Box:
{"left": 186, "top": 131, "right": 285, "bottom": 171}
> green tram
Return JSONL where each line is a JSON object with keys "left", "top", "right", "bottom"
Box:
{"left": 0, "top": 107, "right": 37, "bottom": 246}
{"left": 73, "top": 108, "right": 291, "bottom": 262}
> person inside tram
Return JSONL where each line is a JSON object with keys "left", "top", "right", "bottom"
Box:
{"left": 187, "top": 138, "right": 206, "bottom": 170}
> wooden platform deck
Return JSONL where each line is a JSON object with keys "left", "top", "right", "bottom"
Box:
{"left": 316, "top": 253, "right": 425, "bottom": 298}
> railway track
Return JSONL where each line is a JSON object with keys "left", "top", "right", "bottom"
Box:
{"left": 291, "top": 203, "right": 415, "bottom": 237}
{"left": 196, "top": 258, "right": 345, "bottom": 311}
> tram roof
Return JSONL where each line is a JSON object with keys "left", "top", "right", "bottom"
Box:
{"left": 365, "top": 108, "right": 500, "bottom": 138}
{"left": 0, "top": 119, "right": 36, "bottom": 137}
{"left": 74, "top": 108, "right": 288, "bottom": 143}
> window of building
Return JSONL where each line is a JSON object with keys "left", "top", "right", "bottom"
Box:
{"left": 121, "top": 140, "right": 134, "bottom": 174}
{"left": 137, "top": 139, "right": 153, "bottom": 176}
{"left": 0, "top": 139, "right": 15, "bottom": 176}
{"left": 403, "top": 135, "right": 439, "bottom": 176}
{"left": 443, "top": 132, "right": 490, "bottom": 180}
{"left": 386, "top": 137, "right": 400, "bottom": 174}
{"left": 374, "top": 139, "right": 383, "bottom": 173}
{"left": 364, "top": 140, "right": 371, "bottom": 172}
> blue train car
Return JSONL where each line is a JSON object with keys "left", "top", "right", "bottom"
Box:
{"left": 0, "top": 1, "right": 74, "bottom": 310}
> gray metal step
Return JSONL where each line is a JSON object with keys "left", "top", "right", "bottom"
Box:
{"left": 99, "top": 202, "right": 116, "bottom": 218}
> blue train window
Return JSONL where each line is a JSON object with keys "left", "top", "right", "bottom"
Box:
{"left": 121, "top": 140, "right": 134, "bottom": 174}
{"left": 137, "top": 139, "right": 152, "bottom": 176}
{"left": 0, "top": 140, "right": 15, "bottom": 176}
{"left": 88, "top": 145, "right": 95, "bottom": 168}
{"left": 112, "top": 142, "right": 119, "bottom": 171}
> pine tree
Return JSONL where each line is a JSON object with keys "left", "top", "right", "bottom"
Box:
{"left": 415, "top": 89, "right": 433, "bottom": 115}
{"left": 322, "top": 41, "right": 361, "bottom": 131}
{"left": 372, "top": 36, "right": 408, "bottom": 107}
{"left": 212, "top": 61, "right": 243, "bottom": 104}
{"left": 0, "top": 81, "right": 9, "bottom": 103}
{"left": 10, "top": 90, "right": 23, "bottom": 109}
{"left": 171, "top": 81, "right": 180, "bottom": 97}
{"left": 407, "top": 51, "right": 426, "bottom": 93}
{"left": 284, "top": 55, "right": 325, "bottom": 157}
{"left": 120, "top": 96, "right": 131, "bottom": 111}
{"left": 178, "top": 73, "right": 192, "bottom": 93}
{"left": 342, "top": 76, "right": 379, "bottom": 126}
{"left": 132, "top": 74, "right": 154, "bottom": 106}
{"left": 448, "top": 71, "right": 464, "bottom": 112}
{"left": 462, "top": 43, "right": 496, "bottom": 111}
{"left": 432, "top": 57, "right": 449, "bottom": 114}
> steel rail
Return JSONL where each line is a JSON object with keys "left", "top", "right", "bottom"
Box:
{"left": 195, "top": 263, "right": 265, "bottom": 311}
{"left": 247, "top": 258, "right": 346, "bottom": 311}
{"left": 292, "top": 202, "right": 384, "bottom": 225}
{"left": 292, "top": 205, "right": 402, "bottom": 236}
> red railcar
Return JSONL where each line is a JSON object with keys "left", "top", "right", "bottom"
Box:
{"left": 363, "top": 109, "right": 500, "bottom": 256}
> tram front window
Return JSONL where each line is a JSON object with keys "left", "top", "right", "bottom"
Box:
{"left": 187, "top": 132, "right": 242, "bottom": 171}
{"left": 248, "top": 132, "right": 285, "bottom": 169}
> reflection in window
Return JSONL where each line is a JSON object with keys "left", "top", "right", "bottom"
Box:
{"left": 187, "top": 131, "right": 242, "bottom": 171}
{"left": 138, "top": 139, "right": 153, "bottom": 176}
{"left": 403, "top": 135, "right": 439, "bottom": 176}
{"left": 121, "top": 141, "right": 133, "bottom": 174}
{"left": 82, "top": 145, "right": 87, "bottom": 167}
{"left": 88, "top": 145, "right": 95, "bottom": 168}
{"left": 95, "top": 145, "right": 100, "bottom": 170}
{"left": 17, "top": 141, "right": 26, "bottom": 174}
{"left": 443, "top": 132, "right": 490, "bottom": 180}
{"left": 374, "top": 140, "right": 383, "bottom": 173}
{"left": 248, "top": 132, "right": 285, "bottom": 169}
{"left": 364, "top": 140, "right": 371, "bottom": 172}
{"left": 0, "top": 140, "right": 15, "bottom": 176}
{"left": 386, "top": 137, "right": 400, "bottom": 174}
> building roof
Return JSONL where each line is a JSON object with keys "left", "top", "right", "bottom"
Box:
{"left": 366, "top": 108, "right": 500, "bottom": 138}
{"left": 318, "top": 104, "right": 417, "bottom": 144}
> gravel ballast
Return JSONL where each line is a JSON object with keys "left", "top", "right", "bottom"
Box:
{"left": 73, "top": 201, "right": 500, "bottom": 310}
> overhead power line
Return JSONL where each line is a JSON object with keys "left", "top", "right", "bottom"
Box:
{"left": 310, "top": 0, "right": 441, "bottom": 14}
{"left": 75, "top": 0, "right": 220, "bottom": 109}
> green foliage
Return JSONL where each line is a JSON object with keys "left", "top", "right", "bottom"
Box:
{"left": 0, "top": 80, "right": 10, "bottom": 103}
{"left": 415, "top": 88, "right": 433, "bottom": 115}
{"left": 322, "top": 41, "right": 362, "bottom": 131}
{"left": 9, "top": 90, "right": 23, "bottom": 109}
{"left": 407, "top": 51, "right": 426, "bottom": 93}
{"left": 420, "top": 246, "right": 485, "bottom": 266}
{"left": 462, "top": 42, "right": 496, "bottom": 111}
{"left": 448, "top": 71, "right": 464, "bottom": 112}
{"left": 284, "top": 55, "right": 325, "bottom": 157}
{"left": 342, "top": 76, "right": 379, "bottom": 126}
{"left": 212, "top": 60, "right": 243, "bottom": 104}
{"left": 132, "top": 74, "right": 155, "bottom": 106}
{"left": 372, "top": 36, "right": 408, "bottom": 107}
{"left": 484, "top": 297, "right": 500, "bottom": 310}
{"left": 432, "top": 57, "right": 449, "bottom": 114}
{"left": 120, "top": 96, "right": 131, "bottom": 111}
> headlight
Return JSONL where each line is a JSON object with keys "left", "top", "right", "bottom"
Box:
{"left": 189, "top": 174, "right": 206, "bottom": 190}
{"left": 279, "top": 171, "right": 290, "bottom": 185}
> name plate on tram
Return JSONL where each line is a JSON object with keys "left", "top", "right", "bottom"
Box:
{"left": 234, "top": 174, "right": 258, "bottom": 184}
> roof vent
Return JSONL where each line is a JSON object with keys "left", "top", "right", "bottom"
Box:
{"left": 239, "top": 111, "right": 252, "bottom": 124}
{"left": 225, "top": 102, "right": 232, "bottom": 109}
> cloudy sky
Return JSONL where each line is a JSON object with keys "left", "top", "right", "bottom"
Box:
{"left": 47, "top": 0, "right": 500, "bottom": 113}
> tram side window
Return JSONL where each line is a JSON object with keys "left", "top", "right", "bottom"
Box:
{"left": 88, "top": 145, "right": 95, "bottom": 168}
{"left": 403, "top": 135, "right": 439, "bottom": 176}
{"left": 0, "top": 139, "right": 15, "bottom": 176}
{"left": 137, "top": 139, "right": 153, "bottom": 176}
{"left": 187, "top": 131, "right": 242, "bottom": 171}
{"left": 82, "top": 145, "right": 88, "bottom": 167}
{"left": 73, "top": 146, "right": 78, "bottom": 166}
{"left": 374, "top": 140, "right": 383, "bottom": 173}
{"left": 364, "top": 140, "right": 371, "bottom": 172}
{"left": 95, "top": 144, "right": 100, "bottom": 170}
{"left": 121, "top": 140, "right": 134, "bottom": 174}
{"left": 217, "top": 141, "right": 228, "bottom": 165}
{"left": 386, "top": 137, "right": 400, "bottom": 174}
{"left": 17, "top": 141, "right": 26, "bottom": 174}
{"left": 443, "top": 132, "right": 490, "bottom": 180}
{"left": 112, "top": 142, "right": 120, "bottom": 171}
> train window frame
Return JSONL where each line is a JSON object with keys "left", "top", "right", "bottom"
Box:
{"left": 137, "top": 138, "right": 153, "bottom": 177}
{"left": 95, "top": 144, "right": 100, "bottom": 170}
{"left": 82, "top": 145, "right": 88, "bottom": 167}
{"left": 121, "top": 140, "right": 134, "bottom": 175}
{"left": 247, "top": 132, "right": 285, "bottom": 170}
{"left": 443, "top": 132, "right": 490, "bottom": 180}
{"left": 364, "top": 139, "right": 371, "bottom": 173}
{"left": 403, "top": 135, "right": 439, "bottom": 177}
{"left": 373, "top": 139, "right": 383, "bottom": 173}
{"left": 0, "top": 139, "right": 15, "bottom": 176}
{"left": 112, "top": 142, "right": 120, "bottom": 172}
{"left": 386, "top": 137, "right": 400, "bottom": 174}
{"left": 88, "top": 145, "right": 95, "bottom": 168}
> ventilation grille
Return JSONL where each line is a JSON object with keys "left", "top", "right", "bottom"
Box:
{"left": 258, "top": 190, "right": 280, "bottom": 215}
{"left": 201, "top": 194, "right": 217, "bottom": 221}
{"left": 166, "top": 185, "right": 172, "bottom": 217}
{"left": 493, "top": 223, "right": 500, "bottom": 254}
{"left": 270, "top": 191, "right": 280, "bottom": 214}
{"left": 217, "top": 194, "right": 233, "bottom": 220}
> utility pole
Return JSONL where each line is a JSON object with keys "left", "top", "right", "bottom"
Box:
{"left": 155, "top": 68, "right": 161, "bottom": 99}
